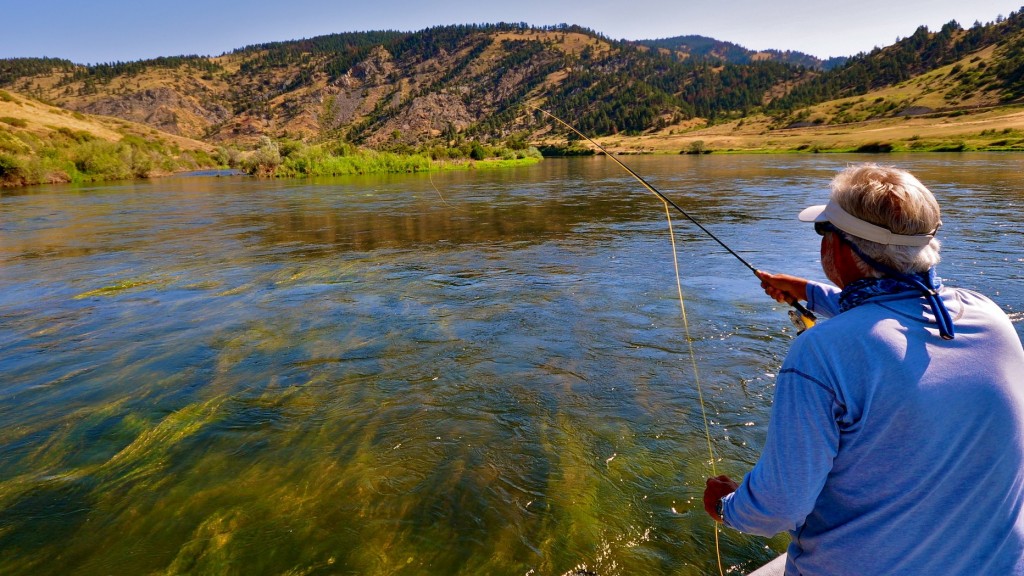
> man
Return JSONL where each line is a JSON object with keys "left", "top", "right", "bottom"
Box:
{"left": 703, "top": 163, "right": 1024, "bottom": 575}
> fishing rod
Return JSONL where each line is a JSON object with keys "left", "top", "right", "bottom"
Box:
{"left": 530, "top": 105, "right": 817, "bottom": 333}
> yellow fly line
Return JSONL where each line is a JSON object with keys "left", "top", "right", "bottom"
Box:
{"left": 529, "top": 105, "right": 725, "bottom": 576}
{"left": 428, "top": 171, "right": 467, "bottom": 211}
{"left": 663, "top": 204, "right": 725, "bottom": 576}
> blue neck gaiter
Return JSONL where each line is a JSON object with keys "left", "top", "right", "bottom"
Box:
{"left": 837, "top": 245, "right": 955, "bottom": 340}
{"left": 838, "top": 269, "right": 943, "bottom": 313}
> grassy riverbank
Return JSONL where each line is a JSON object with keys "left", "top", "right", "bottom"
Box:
{"left": 558, "top": 104, "right": 1024, "bottom": 155}
{"left": 6, "top": 81, "right": 1024, "bottom": 190}
{"left": 0, "top": 128, "right": 541, "bottom": 188}
{"left": 0, "top": 129, "right": 219, "bottom": 188}
{"left": 0, "top": 89, "right": 218, "bottom": 188}
{"left": 0, "top": 89, "right": 542, "bottom": 188}
{"left": 239, "top": 137, "right": 543, "bottom": 178}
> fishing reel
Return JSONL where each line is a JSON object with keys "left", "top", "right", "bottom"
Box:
{"left": 788, "top": 304, "right": 817, "bottom": 335}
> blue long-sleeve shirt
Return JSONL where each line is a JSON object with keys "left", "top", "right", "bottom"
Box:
{"left": 722, "top": 282, "right": 1024, "bottom": 575}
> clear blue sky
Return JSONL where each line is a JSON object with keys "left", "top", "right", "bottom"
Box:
{"left": 3, "top": 0, "right": 1022, "bottom": 64}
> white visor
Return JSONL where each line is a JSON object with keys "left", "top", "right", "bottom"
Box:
{"left": 798, "top": 201, "right": 935, "bottom": 247}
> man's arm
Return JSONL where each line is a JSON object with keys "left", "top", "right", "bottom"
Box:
{"left": 756, "top": 271, "right": 808, "bottom": 305}
{"left": 757, "top": 271, "right": 842, "bottom": 319}
{"left": 717, "top": 364, "right": 841, "bottom": 536}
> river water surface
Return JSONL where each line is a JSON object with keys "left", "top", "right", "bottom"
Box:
{"left": 1, "top": 154, "right": 1021, "bottom": 575}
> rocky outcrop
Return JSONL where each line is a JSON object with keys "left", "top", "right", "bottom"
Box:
{"left": 366, "top": 92, "right": 475, "bottom": 145}
{"left": 347, "top": 46, "right": 396, "bottom": 85}
{"left": 74, "top": 87, "right": 230, "bottom": 138}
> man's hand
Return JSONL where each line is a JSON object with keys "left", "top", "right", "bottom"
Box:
{"left": 704, "top": 475, "right": 739, "bottom": 523}
{"left": 755, "top": 270, "right": 809, "bottom": 305}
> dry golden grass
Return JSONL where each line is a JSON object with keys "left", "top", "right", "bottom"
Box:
{"left": 547, "top": 41, "right": 1024, "bottom": 154}
{"left": 466, "top": 31, "right": 613, "bottom": 79}
{"left": 530, "top": 102, "right": 1024, "bottom": 155}
{"left": 0, "top": 89, "right": 213, "bottom": 152}
{"left": 493, "top": 31, "right": 613, "bottom": 57}
{"left": 1, "top": 95, "right": 123, "bottom": 141}
{"left": 211, "top": 53, "right": 247, "bottom": 74}
{"left": 806, "top": 45, "right": 1003, "bottom": 119}
{"left": 11, "top": 64, "right": 236, "bottom": 141}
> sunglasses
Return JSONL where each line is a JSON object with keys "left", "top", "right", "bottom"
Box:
{"left": 815, "top": 221, "right": 840, "bottom": 236}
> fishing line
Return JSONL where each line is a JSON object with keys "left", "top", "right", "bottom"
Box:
{"left": 661, "top": 202, "right": 726, "bottom": 576}
{"left": 530, "top": 105, "right": 771, "bottom": 576}
{"left": 428, "top": 171, "right": 468, "bottom": 211}
{"left": 529, "top": 105, "right": 816, "bottom": 333}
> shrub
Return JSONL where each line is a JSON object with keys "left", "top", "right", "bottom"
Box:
{"left": 1, "top": 124, "right": 220, "bottom": 187}
{"left": 536, "top": 145, "right": 594, "bottom": 157}
{"left": 279, "top": 144, "right": 328, "bottom": 176}
{"left": 278, "top": 139, "right": 304, "bottom": 158}
{"left": 363, "top": 150, "right": 431, "bottom": 173}
{"left": 215, "top": 146, "right": 243, "bottom": 168}
{"left": 0, "top": 152, "right": 26, "bottom": 181}
{"left": 128, "top": 147, "right": 154, "bottom": 178}
{"left": 505, "top": 132, "right": 530, "bottom": 150}
{"left": 243, "top": 136, "right": 282, "bottom": 177}
{"left": 426, "top": 145, "right": 450, "bottom": 160}
{"left": 1, "top": 116, "right": 28, "bottom": 128}
{"left": 328, "top": 139, "right": 356, "bottom": 157}
{"left": 24, "top": 154, "right": 76, "bottom": 184}
{"left": 0, "top": 130, "right": 29, "bottom": 154}
{"left": 73, "top": 140, "right": 133, "bottom": 180}
{"left": 686, "top": 140, "right": 708, "bottom": 154}
{"left": 933, "top": 141, "right": 967, "bottom": 152}
{"left": 189, "top": 149, "right": 215, "bottom": 167}
{"left": 854, "top": 142, "right": 893, "bottom": 153}
{"left": 55, "top": 126, "right": 95, "bottom": 143}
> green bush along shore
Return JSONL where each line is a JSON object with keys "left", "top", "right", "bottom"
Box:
{"left": 0, "top": 126, "right": 543, "bottom": 188}
{"left": 238, "top": 136, "right": 544, "bottom": 178}
{"left": 0, "top": 124, "right": 217, "bottom": 187}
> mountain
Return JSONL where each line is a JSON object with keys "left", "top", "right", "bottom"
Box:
{"left": 773, "top": 14, "right": 1024, "bottom": 114}
{"left": 2, "top": 11, "right": 1024, "bottom": 156}
{"left": 0, "top": 24, "right": 809, "bottom": 146}
{"left": 634, "top": 35, "right": 848, "bottom": 70}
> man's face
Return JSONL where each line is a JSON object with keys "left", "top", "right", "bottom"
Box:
{"left": 821, "top": 232, "right": 844, "bottom": 287}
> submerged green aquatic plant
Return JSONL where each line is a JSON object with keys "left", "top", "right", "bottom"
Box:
{"left": 73, "top": 279, "right": 158, "bottom": 300}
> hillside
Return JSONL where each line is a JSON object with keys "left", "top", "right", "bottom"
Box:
{"left": 634, "top": 35, "right": 848, "bottom": 70}
{"left": 587, "top": 34, "right": 1024, "bottom": 155}
{"left": 0, "top": 88, "right": 216, "bottom": 187}
{"left": 3, "top": 10, "right": 1024, "bottom": 186}
{"left": 0, "top": 24, "right": 813, "bottom": 148}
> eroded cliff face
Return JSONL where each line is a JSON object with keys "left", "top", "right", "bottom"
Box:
{"left": 74, "top": 87, "right": 231, "bottom": 137}
{"left": 365, "top": 92, "right": 475, "bottom": 146}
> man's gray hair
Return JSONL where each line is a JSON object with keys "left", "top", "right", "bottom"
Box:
{"left": 830, "top": 163, "right": 942, "bottom": 275}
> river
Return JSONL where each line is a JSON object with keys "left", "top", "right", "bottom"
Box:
{"left": 1, "top": 154, "right": 1021, "bottom": 575}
